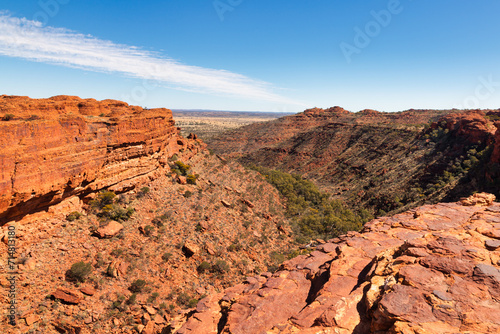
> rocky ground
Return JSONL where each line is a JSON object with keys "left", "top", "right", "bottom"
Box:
{"left": 0, "top": 151, "right": 298, "bottom": 334}
{"left": 175, "top": 193, "right": 500, "bottom": 333}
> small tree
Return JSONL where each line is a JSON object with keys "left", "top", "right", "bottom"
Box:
{"left": 174, "top": 161, "right": 191, "bottom": 176}
{"left": 90, "top": 190, "right": 116, "bottom": 210}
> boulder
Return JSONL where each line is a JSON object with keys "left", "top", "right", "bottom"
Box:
{"left": 182, "top": 241, "right": 199, "bottom": 257}
{"left": 95, "top": 221, "right": 123, "bottom": 238}
{"left": 53, "top": 287, "right": 84, "bottom": 304}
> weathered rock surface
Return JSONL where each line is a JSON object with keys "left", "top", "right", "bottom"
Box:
{"left": 174, "top": 194, "right": 500, "bottom": 333}
{"left": 0, "top": 95, "right": 204, "bottom": 223}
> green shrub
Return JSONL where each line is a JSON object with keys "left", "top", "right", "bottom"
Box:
{"left": 129, "top": 279, "right": 147, "bottom": 293}
{"left": 184, "top": 191, "right": 193, "bottom": 198}
{"left": 173, "top": 161, "right": 191, "bottom": 176}
{"left": 144, "top": 225, "right": 154, "bottom": 237}
{"left": 197, "top": 261, "right": 211, "bottom": 273}
{"left": 111, "top": 248, "right": 125, "bottom": 257}
{"left": 137, "top": 186, "right": 150, "bottom": 198}
{"left": 152, "top": 217, "right": 164, "bottom": 227}
{"left": 126, "top": 293, "right": 137, "bottom": 305}
{"left": 66, "top": 211, "right": 82, "bottom": 221}
{"left": 176, "top": 293, "right": 197, "bottom": 308}
{"left": 250, "top": 166, "right": 371, "bottom": 240}
{"left": 188, "top": 298, "right": 198, "bottom": 308}
{"left": 69, "top": 261, "right": 92, "bottom": 282}
{"left": 186, "top": 174, "right": 199, "bottom": 185}
{"left": 227, "top": 243, "right": 242, "bottom": 252}
{"left": 95, "top": 253, "right": 105, "bottom": 268}
{"left": 2, "top": 114, "right": 15, "bottom": 121}
{"left": 90, "top": 191, "right": 116, "bottom": 210}
{"left": 100, "top": 204, "right": 134, "bottom": 221}
{"left": 210, "top": 260, "right": 229, "bottom": 274}
{"left": 147, "top": 292, "right": 159, "bottom": 303}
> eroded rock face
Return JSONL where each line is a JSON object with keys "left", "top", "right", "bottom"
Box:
{"left": 174, "top": 194, "right": 500, "bottom": 333}
{"left": 0, "top": 95, "right": 204, "bottom": 223}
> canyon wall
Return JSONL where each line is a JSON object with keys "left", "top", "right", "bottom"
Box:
{"left": 208, "top": 107, "right": 500, "bottom": 215}
{"left": 0, "top": 95, "right": 203, "bottom": 223}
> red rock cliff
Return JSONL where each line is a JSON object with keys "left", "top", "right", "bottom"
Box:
{"left": 0, "top": 95, "right": 202, "bottom": 223}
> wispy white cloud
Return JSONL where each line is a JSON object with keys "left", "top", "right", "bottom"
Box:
{"left": 0, "top": 13, "right": 303, "bottom": 105}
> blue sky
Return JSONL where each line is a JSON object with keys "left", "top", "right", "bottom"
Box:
{"left": 1, "top": 1, "right": 500, "bottom": 113}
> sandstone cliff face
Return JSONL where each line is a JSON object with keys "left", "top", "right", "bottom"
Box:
{"left": 0, "top": 95, "right": 203, "bottom": 223}
{"left": 174, "top": 193, "right": 500, "bottom": 333}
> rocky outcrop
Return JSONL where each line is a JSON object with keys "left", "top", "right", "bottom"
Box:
{"left": 0, "top": 95, "right": 204, "bottom": 223}
{"left": 174, "top": 193, "right": 500, "bottom": 333}
{"left": 430, "top": 110, "right": 496, "bottom": 145}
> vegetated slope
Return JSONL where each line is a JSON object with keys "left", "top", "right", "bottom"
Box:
{"left": 174, "top": 193, "right": 500, "bottom": 334}
{"left": 0, "top": 139, "right": 297, "bottom": 333}
{"left": 209, "top": 107, "right": 500, "bottom": 216}
{"left": 249, "top": 166, "right": 373, "bottom": 242}
{"left": 0, "top": 95, "right": 298, "bottom": 334}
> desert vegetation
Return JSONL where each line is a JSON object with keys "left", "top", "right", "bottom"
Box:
{"left": 250, "top": 166, "right": 372, "bottom": 241}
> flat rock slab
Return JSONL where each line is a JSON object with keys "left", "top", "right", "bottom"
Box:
{"left": 53, "top": 287, "right": 84, "bottom": 304}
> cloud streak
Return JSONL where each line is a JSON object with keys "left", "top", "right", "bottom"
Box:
{"left": 0, "top": 14, "right": 300, "bottom": 104}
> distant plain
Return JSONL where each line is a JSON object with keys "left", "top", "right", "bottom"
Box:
{"left": 172, "top": 110, "right": 295, "bottom": 140}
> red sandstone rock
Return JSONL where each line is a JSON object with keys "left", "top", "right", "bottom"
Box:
{"left": 0, "top": 95, "right": 205, "bottom": 223}
{"left": 461, "top": 192, "right": 496, "bottom": 206}
{"left": 173, "top": 194, "right": 500, "bottom": 333}
{"left": 53, "top": 287, "right": 84, "bottom": 304}
{"left": 182, "top": 240, "right": 199, "bottom": 257}
{"left": 95, "top": 221, "right": 123, "bottom": 238}
{"left": 79, "top": 286, "right": 96, "bottom": 296}
{"left": 24, "top": 314, "right": 39, "bottom": 326}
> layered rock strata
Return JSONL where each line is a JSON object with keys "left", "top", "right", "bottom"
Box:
{"left": 0, "top": 95, "right": 203, "bottom": 223}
